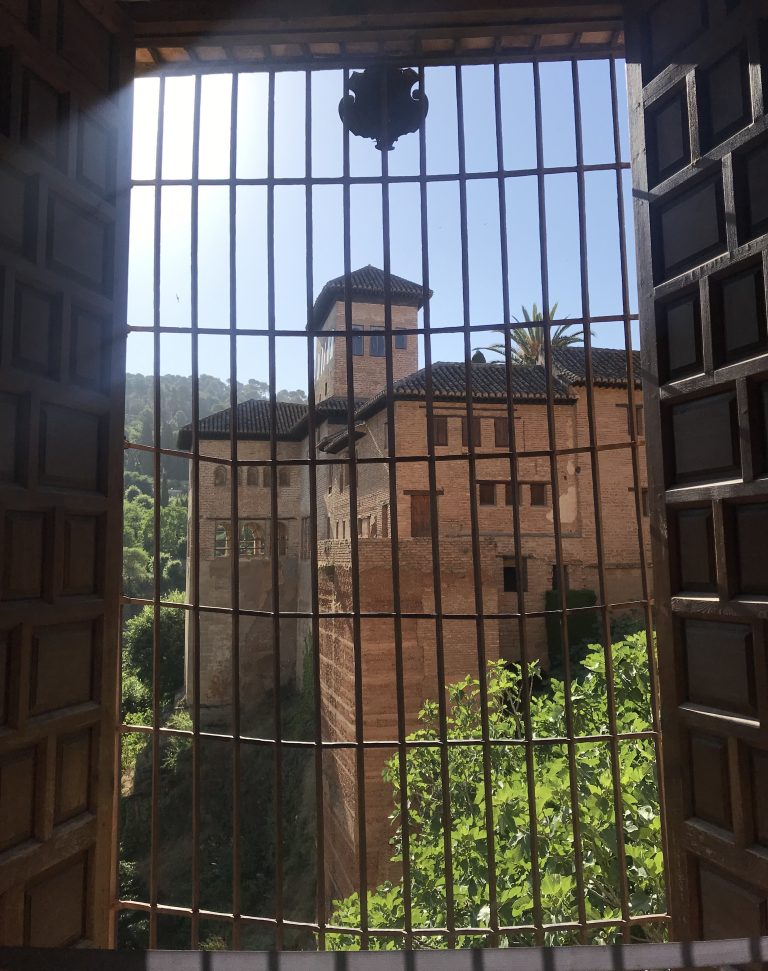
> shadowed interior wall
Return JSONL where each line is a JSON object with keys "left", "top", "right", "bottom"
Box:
{"left": 626, "top": 0, "right": 768, "bottom": 942}
{"left": 0, "top": 0, "right": 132, "bottom": 948}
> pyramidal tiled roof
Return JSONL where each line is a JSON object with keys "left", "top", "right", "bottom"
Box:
{"left": 309, "top": 265, "right": 429, "bottom": 330}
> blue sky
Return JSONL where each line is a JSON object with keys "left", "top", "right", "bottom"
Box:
{"left": 127, "top": 60, "right": 638, "bottom": 391}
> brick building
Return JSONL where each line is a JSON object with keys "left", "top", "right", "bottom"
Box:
{"left": 179, "top": 266, "right": 650, "bottom": 900}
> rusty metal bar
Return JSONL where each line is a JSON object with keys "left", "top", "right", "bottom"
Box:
{"left": 127, "top": 313, "right": 639, "bottom": 336}
{"left": 190, "top": 69, "right": 203, "bottom": 950}
{"left": 266, "top": 68, "right": 287, "bottom": 951}
{"left": 129, "top": 160, "right": 631, "bottom": 189}
{"left": 492, "top": 60, "right": 545, "bottom": 947}
{"left": 417, "top": 64, "right": 457, "bottom": 948}
{"left": 304, "top": 67, "right": 328, "bottom": 950}
{"left": 228, "top": 71, "right": 244, "bottom": 950}
{"left": 379, "top": 72, "right": 414, "bottom": 947}
{"left": 531, "top": 59, "right": 588, "bottom": 941}
{"left": 148, "top": 72, "right": 166, "bottom": 951}
{"left": 570, "top": 57, "right": 632, "bottom": 942}
{"left": 341, "top": 67, "right": 369, "bottom": 946}
{"left": 455, "top": 64, "right": 500, "bottom": 946}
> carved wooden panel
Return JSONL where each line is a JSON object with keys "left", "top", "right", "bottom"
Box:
{"left": 627, "top": 0, "right": 768, "bottom": 941}
{"left": 0, "top": 0, "right": 132, "bottom": 949}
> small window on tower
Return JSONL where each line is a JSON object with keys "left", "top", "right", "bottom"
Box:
{"left": 433, "top": 416, "right": 448, "bottom": 446}
{"left": 395, "top": 331, "right": 407, "bottom": 349}
{"left": 530, "top": 483, "right": 548, "bottom": 506}
{"left": 370, "top": 327, "right": 385, "bottom": 357}
{"left": 278, "top": 467, "right": 291, "bottom": 488}
{"left": 494, "top": 418, "right": 509, "bottom": 448}
{"left": 352, "top": 327, "right": 364, "bottom": 356}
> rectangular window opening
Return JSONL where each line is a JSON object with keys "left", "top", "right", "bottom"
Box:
{"left": 118, "top": 47, "right": 663, "bottom": 956}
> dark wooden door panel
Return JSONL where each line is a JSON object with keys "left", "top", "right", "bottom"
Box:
{"left": 0, "top": 0, "right": 131, "bottom": 948}
{"left": 626, "top": 0, "right": 768, "bottom": 941}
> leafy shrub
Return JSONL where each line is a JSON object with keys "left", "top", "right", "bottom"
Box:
{"left": 122, "top": 591, "right": 186, "bottom": 713}
{"left": 329, "top": 633, "right": 664, "bottom": 948}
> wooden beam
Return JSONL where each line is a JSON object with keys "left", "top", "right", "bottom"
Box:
{"left": 120, "top": 0, "right": 625, "bottom": 45}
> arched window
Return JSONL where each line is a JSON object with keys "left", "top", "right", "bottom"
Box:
{"left": 246, "top": 467, "right": 259, "bottom": 486}
{"left": 214, "top": 522, "right": 230, "bottom": 557}
{"left": 277, "top": 522, "right": 288, "bottom": 557}
{"left": 214, "top": 465, "right": 227, "bottom": 487}
{"left": 240, "top": 522, "right": 265, "bottom": 557}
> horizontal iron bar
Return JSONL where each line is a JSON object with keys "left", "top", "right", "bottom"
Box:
{"left": 126, "top": 314, "right": 638, "bottom": 337}
{"left": 118, "top": 724, "right": 657, "bottom": 747}
{"left": 119, "top": 594, "right": 652, "bottom": 620}
{"left": 131, "top": 162, "right": 630, "bottom": 189}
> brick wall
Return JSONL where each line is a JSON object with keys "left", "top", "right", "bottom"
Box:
{"left": 188, "top": 329, "right": 653, "bottom": 899}
{"left": 315, "top": 300, "right": 419, "bottom": 402}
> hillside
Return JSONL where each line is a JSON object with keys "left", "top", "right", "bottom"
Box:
{"left": 125, "top": 373, "right": 307, "bottom": 482}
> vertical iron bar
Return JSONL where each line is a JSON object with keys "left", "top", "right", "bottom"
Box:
{"left": 608, "top": 55, "right": 671, "bottom": 911}
{"left": 454, "top": 63, "right": 500, "bottom": 946}
{"left": 304, "top": 68, "right": 327, "bottom": 949}
{"left": 417, "top": 64, "right": 457, "bottom": 949}
{"left": 148, "top": 73, "right": 166, "bottom": 951}
{"left": 571, "top": 57, "right": 631, "bottom": 941}
{"left": 531, "top": 58, "right": 588, "bottom": 941}
{"left": 190, "top": 70, "right": 203, "bottom": 950}
{"left": 227, "top": 72, "right": 243, "bottom": 951}
{"left": 379, "top": 72, "right": 413, "bottom": 948}
{"left": 341, "top": 67, "right": 369, "bottom": 946}
{"left": 492, "top": 59, "right": 545, "bottom": 946}
{"left": 266, "top": 68, "right": 286, "bottom": 950}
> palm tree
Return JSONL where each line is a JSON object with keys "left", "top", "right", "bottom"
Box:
{"left": 475, "top": 303, "right": 584, "bottom": 366}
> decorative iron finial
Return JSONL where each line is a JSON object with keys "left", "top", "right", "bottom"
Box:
{"left": 338, "top": 66, "right": 428, "bottom": 152}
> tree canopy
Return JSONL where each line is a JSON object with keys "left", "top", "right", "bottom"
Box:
{"left": 329, "top": 633, "right": 665, "bottom": 948}
{"left": 476, "top": 304, "right": 584, "bottom": 367}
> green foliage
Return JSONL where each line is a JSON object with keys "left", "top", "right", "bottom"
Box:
{"left": 122, "top": 495, "right": 187, "bottom": 598}
{"left": 544, "top": 588, "right": 600, "bottom": 676}
{"left": 122, "top": 546, "right": 153, "bottom": 600}
{"left": 328, "top": 634, "right": 664, "bottom": 949}
{"left": 122, "top": 591, "right": 186, "bottom": 715}
{"left": 124, "top": 471, "right": 153, "bottom": 496}
{"left": 119, "top": 680, "right": 318, "bottom": 951}
{"left": 474, "top": 303, "right": 585, "bottom": 366}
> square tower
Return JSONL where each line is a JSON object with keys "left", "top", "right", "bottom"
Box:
{"left": 310, "top": 266, "right": 426, "bottom": 402}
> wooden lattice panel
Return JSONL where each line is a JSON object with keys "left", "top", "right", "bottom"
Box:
{"left": 0, "top": 0, "right": 131, "bottom": 948}
{"left": 626, "top": 0, "right": 768, "bottom": 941}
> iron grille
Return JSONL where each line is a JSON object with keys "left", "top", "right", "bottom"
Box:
{"left": 118, "top": 51, "right": 667, "bottom": 952}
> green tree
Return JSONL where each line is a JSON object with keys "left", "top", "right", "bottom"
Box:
{"left": 122, "top": 591, "right": 186, "bottom": 713}
{"left": 122, "top": 546, "right": 152, "bottom": 600}
{"left": 329, "top": 633, "right": 664, "bottom": 948}
{"left": 476, "top": 303, "right": 583, "bottom": 366}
